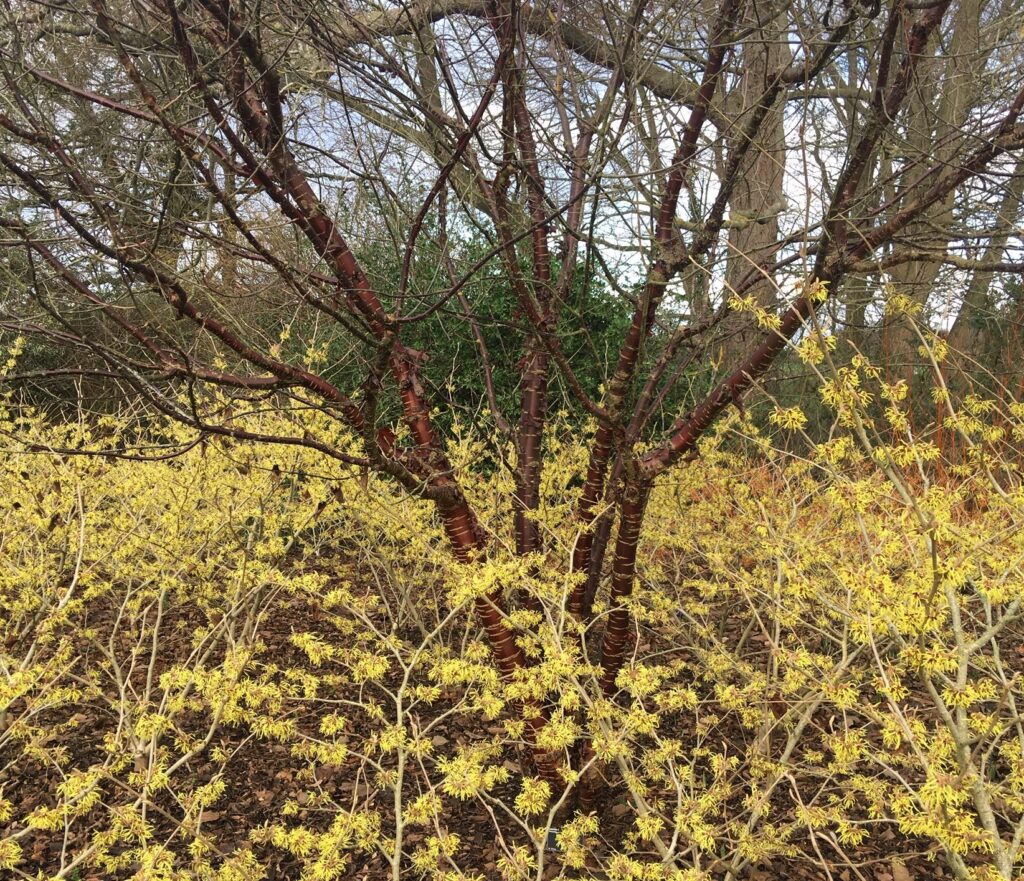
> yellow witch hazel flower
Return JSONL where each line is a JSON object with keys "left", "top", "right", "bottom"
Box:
{"left": 769, "top": 405, "right": 808, "bottom": 430}
{"left": 514, "top": 776, "right": 551, "bottom": 816}
{"left": 0, "top": 838, "right": 22, "bottom": 872}
{"left": 1, "top": 334, "right": 25, "bottom": 376}
{"left": 886, "top": 289, "right": 923, "bottom": 317}
{"left": 802, "top": 278, "right": 830, "bottom": 302}
{"left": 437, "top": 743, "right": 509, "bottom": 799}
{"left": 790, "top": 333, "right": 831, "bottom": 368}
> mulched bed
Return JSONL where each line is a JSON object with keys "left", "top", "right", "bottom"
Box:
{"left": 0, "top": 561, "right": 1008, "bottom": 880}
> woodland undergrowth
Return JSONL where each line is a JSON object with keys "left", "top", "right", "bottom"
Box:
{"left": 2, "top": 343, "right": 1024, "bottom": 881}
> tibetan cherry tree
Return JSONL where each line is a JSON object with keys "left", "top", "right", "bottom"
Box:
{"left": 2, "top": 0, "right": 1024, "bottom": 798}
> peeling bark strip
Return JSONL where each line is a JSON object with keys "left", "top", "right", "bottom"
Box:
{"left": 446, "top": 501, "right": 561, "bottom": 782}
{"left": 514, "top": 342, "right": 550, "bottom": 557}
{"left": 484, "top": 0, "right": 558, "bottom": 562}
{"left": 573, "top": 480, "right": 650, "bottom": 813}
{"left": 597, "top": 480, "right": 652, "bottom": 695}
